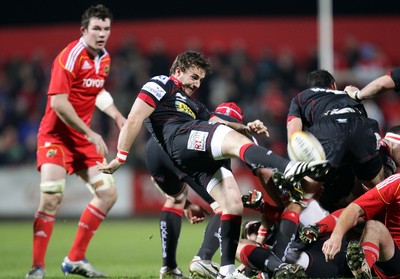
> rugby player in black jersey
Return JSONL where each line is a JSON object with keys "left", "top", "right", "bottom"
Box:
{"left": 98, "top": 50, "right": 329, "bottom": 279}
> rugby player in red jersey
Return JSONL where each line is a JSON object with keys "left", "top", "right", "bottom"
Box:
{"left": 26, "top": 5, "right": 125, "bottom": 279}
{"left": 322, "top": 173, "right": 400, "bottom": 279}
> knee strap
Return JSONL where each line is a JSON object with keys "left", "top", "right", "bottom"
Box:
{"left": 85, "top": 173, "right": 115, "bottom": 194}
{"left": 40, "top": 179, "right": 66, "bottom": 194}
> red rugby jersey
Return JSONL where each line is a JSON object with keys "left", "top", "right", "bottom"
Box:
{"left": 38, "top": 38, "right": 111, "bottom": 145}
{"left": 354, "top": 173, "right": 400, "bottom": 247}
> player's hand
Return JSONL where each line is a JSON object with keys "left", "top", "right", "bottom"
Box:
{"left": 86, "top": 130, "right": 108, "bottom": 155}
{"left": 97, "top": 158, "right": 122, "bottom": 174}
{"left": 322, "top": 235, "right": 342, "bottom": 262}
{"left": 246, "top": 120, "right": 269, "bottom": 137}
{"left": 184, "top": 204, "right": 208, "bottom": 224}
{"left": 344, "top": 85, "right": 360, "bottom": 100}
{"left": 241, "top": 190, "right": 264, "bottom": 212}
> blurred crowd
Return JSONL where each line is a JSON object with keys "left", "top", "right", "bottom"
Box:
{"left": 0, "top": 34, "right": 398, "bottom": 167}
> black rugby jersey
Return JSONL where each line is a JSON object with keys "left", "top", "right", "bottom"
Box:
{"left": 138, "top": 75, "right": 211, "bottom": 148}
{"left": 389, "top": 66, "right": 400, "bottom": 91}
{"left": 287, "top": 88, "right": 367, "bottom": 129}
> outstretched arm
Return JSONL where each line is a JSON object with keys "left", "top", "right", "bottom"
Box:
{"left": 97, "top": 98, "right": 154, "bottom": 173}
{"left": 322, "top": 203, "right": 365, "bottom": 262}
{"left": 345, "top": 74, "right": 395, "bottom": 101}
{"left": 210, "top": 115, "right": 269, "bottom": 138}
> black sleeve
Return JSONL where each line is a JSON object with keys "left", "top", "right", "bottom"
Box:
{"left": 389, "top": 66, "right": 400, "bottom": 92}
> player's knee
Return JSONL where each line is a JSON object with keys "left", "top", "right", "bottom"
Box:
{"left": 40, "top": 179, "right": 66, "bottom": 194}
{"left": 223, "top": 197, "right": 243, "bottom": 215}
{"left": 165, "top": 191, "right": 187, "bottom": 203}
{"left": 239, "top": 243, "right": 258, "bottom": 269}
{"left": 86, "top": 173, "right": 116, "bottom": 194}
{"left": 364, "top": 219, "right": 387, "bottom": 236}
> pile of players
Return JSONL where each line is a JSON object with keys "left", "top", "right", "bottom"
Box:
{"left": 223, "top": 67, "right": 400, "bottom": 279}
{"left": 138, "top": 66, "right": 400, "bottom": 279}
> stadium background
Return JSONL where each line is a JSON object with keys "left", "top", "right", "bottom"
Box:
{"left": 1, "top": 0, "right": 400, "bottom": 219}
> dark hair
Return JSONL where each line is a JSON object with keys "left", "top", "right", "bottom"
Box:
{"left": 307, "top": 69, "right": 336, "bottom": 88}
{"left": 169, "top": 50, "right": 212, "bottom": 75}
{"left": 81, "top": 4, "right": 113, "bottom": 29}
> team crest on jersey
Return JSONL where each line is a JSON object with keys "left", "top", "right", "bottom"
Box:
{"left": 46, "top": 149, "right": 57, "bottom": 158}
{"left": 187, "top": 130, "right": 208, "bottom": 151}
{"left": 104, "top": 65, "right": 110, "bottom": 74}
{"left": 177, "top": 101, "right": 196, "bottom": 119}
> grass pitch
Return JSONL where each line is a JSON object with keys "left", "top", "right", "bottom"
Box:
{"left": 0, "top": 218, "right": 210, "bottom": 278}
{"left": 0, "top": 218, "right": 371, "bottom": 279}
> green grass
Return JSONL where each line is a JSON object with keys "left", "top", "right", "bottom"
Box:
{"left": 0, "top": 219, "right": 370, "bottom": 279}
{"left": 0, "top": 218, "right": 211, "bottom": 278}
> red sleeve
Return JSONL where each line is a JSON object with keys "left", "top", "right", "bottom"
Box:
{"left": 137, "top": 92, "right": 156, "bottom": 108}
{"left": 354, "top": 174, "right": 400, "bottom": 219}
{"left": 286, "top": 115, "right": 298, "bottom": 124}
{"left": 48, "top": 50, "right": 73, "bottom": 95}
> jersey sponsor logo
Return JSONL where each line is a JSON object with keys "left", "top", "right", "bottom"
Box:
{"left": 82, "top": 78, "right": 105, "bottom": 88}
{"left": 187, "top": 130, "right": 208, "bottom": 151}
{"left": 46, "top": 149, "right": 57, "bottom": 158}
{"left": 176, "top": 101, "right": 196, "bottom": 119}
{"left": 81, "top": 60, "right": 92, "bottom": 70}
{"left": 142, "top": 81, "right": 166, "bottom": 100}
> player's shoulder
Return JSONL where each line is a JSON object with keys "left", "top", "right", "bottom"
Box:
{"left": 149, "top": 75, "right": 170, "bottom": 84}
{"left": 57, "top": 40, "right": 86, "bottom": 68}
{"left": 378, "top": 173, "right": 400, "bottom": 188}
{"left": 143, "top": 75, "right": 171, "bottom": 90}
{"left": 140, "top": 75, "right": 171, "bottom": 100}
{"left": 59, "top": 40, "right": 84, "bottom": 56}
{"left": 296, "top": 87, "right": 319, "bottom": 97}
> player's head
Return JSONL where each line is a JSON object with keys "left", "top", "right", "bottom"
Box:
{"left": 169, "top": 50, "right": 212, "bottom": 96}
{"left": 307, "top": 69, "right": 336, "bottom": 89}
{"left": 169, "top": 50, "right": 212, "bottom": 76}
{"left": 81, "top": 4, "right": 113, "bottom": 52}
{"left": 214, "top": 102, "right": 244, "bottom": 123}
{"left": 81, "top": 4, "right": 113, "bottom": 29}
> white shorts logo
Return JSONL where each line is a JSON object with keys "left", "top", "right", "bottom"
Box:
{"left": 187, "top": 130, "right": 208, "bottom": 151}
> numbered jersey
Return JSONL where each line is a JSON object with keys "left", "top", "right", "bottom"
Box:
{"left": 287, "top": 88, "right": 367, "bottom": 129}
